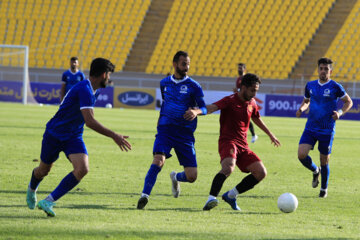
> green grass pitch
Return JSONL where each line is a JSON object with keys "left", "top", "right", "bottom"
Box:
{"left": 0, "top": 102, "right": 359, "bottom": 239}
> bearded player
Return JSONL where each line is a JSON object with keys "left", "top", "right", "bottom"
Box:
{"left": 201, "top": 73, "right": 281, "bottom": 211}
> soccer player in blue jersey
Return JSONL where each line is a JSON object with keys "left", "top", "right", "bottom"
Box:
{"left": 296, "top": 57, "right": 353, "bottom": 198}
{"left": 137, "top": 51, "right": 207, "bottom": 209}
{"left": 26, "top": 58, "right": 132, "bottom": 217}
{"left": 60, "top": 56, "right": 86, "bottom": 101}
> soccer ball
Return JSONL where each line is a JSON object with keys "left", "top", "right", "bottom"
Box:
{"left": 277, "top": 193, "right": 298, "bottom": 213}
{"left": 105, "top": 103, "right": 112, "bottom": 108}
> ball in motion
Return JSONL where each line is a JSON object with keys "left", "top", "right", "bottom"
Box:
{"left": 105, "top": 103, "right": 112, "bottom": 108}
{"left": 277, "top": 193, "right": 298, "bottom": 213}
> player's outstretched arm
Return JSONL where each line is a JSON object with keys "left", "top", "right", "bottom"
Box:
{"left": 252, "top": 117, "right": 281, "bottom": 147}
{"left": 205, "top": 104, "right": 219, "bottom": 115}
{"left": 296, "top": 98, "right": 310, "bottom": 118}
{"left": 183, "top": 107, "right": 204, "bottom": 121}
{"left": 81, "top": 108, "right": 132, "bottom": 151}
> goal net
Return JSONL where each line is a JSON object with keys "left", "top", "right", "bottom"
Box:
{"left": 0, "top": 44, "right": 36, "bottom": 104}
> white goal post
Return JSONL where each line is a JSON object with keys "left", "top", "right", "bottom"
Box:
{"left": 0, "top": 44, "right": 29, "bottom": 104}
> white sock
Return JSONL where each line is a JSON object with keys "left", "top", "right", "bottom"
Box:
{"left": 207, "top": 195, "right": 216, "bottom": 201}
{"left": 45, "top": 194, "right": 55, "bottom": 202}
{"left": 228, "top": 187, "right": 239, "bottom": 199}
{"left": 313, "top": 167, "right": 319, "bottom": 174}
{"left": 141, "top": 193, "right": 149, "bottom": 198}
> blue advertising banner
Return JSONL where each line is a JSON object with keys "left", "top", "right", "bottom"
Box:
{"left": 0, "top": 81, "right": 62, "bottom": 104}
{"left": 0, "top": 80, "right": 114, "bottom": 106}
{"left": 265, "top": 94, "right": 360, "bottom": 120}
{"left": 95, "top": 87, "right": 114, "bottom": 107}
{"left": 0, "top": 81, "right": 23, "bottom": 102}
{"left": 31, "top": 82, "right": 61, "bottom": 104}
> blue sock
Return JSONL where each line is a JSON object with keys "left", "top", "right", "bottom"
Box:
{"left": 142, "top": 164, "right": 161, "bottom": 195}
{"left": 176, "top": 172, "right": 188, "bottom": 182}
{"left": 320, "top": 164, "right": 330, "bottom": 190}
{"left": 29, "top": 170, "right": 43, "bottom": 191}
{"left": 51, "top": 172, "right": 79, "bottom": 201}
{"left": 299, "top": 156, "right": 317, "bottom": 172}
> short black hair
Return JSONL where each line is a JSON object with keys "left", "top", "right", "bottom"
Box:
{"left": 238, "top": 63, "right": 246, "bottom": 69}
{"left": 89, "top": 58, "right": 115, "bottom": 77}
{"left": 240, "top": 73, "right": 261, "bottom": 87}
{"left": 318, "top": 57, "right": 333, "bottom": 68}
{"left": 70, "top": 56, "right": 78, "bottom": 61}
{"left": 173, "top": 51, "right": 189, "bottom": 63}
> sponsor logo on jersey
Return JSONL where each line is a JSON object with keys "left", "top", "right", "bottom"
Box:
{"left": 323, "top": 88, "right": 330, "bottom": 97}
{"left": 180, "top": 85, "right": 188, "bottom": 94}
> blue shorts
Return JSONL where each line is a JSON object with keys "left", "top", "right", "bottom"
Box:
{"left": 40, "top": 131, "right": 87, "bottom": 164}
{"left": 153, "top": 125, "right": 197, "bottom": 167}
{"left": 299, "top": 129, "right": 335, "bottom": 155}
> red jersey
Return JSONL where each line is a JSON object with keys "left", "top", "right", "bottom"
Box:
{"left": 235, "top": 76, "right": 242, "bottom": 89}
{"left": 214, "top": 93, "right": 260, "bottom": 149}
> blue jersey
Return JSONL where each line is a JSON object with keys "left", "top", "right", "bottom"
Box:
{"left": 158, "top": 75, "right": 206, "bottom": 132}
{"left": 62, "top": 69, "right": 86, "bottom": 93}
{"left": 46, "top": 79, "right": 99, "bottom": 140}
{"left": 304, "top": 79, "right": 346, "bottom": 135}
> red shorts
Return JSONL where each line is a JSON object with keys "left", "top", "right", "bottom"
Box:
{"left": 218, "top": 141, "right": 261, "bottom": 173}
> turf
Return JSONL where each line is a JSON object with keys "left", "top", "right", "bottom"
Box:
{"left": 0, "top": 102, "right": 359, "bottom": 239}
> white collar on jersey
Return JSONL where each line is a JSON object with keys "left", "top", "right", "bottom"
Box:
{"left": 69, "top": 69, "right": 79, "bottom": 75}
{"left": 317, "top": 79, "right": 332, "bottom": 86}
{"left": 170, "top": 75, "right": 189, "bottom": 84}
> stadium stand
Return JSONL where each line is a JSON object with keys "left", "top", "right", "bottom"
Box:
{"left": 318, "top": 0, "right": 360, "bottom": 82}
{"left": 0, "top": 0, "right": 151, "bottom": 71}
{"left": 0, "top": 0, "right": 359, "bottom": 93}
{"left": 290, "top": 0, "right": 357, "bottom": 80}
{"left": 146, "top": 0, "right": 335, "bottom": 79}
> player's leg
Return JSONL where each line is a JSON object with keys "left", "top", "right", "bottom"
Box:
{"left": 138, "top": 154, "right": 166, "bottom": 209}
{"left": 223, "top": 149, "right": 262, "bottom": 211}
{"left": 27, "top": 162, "right": 53, "bottom": 209}
{"left": 38, "top": 153, "right": 87, "bottom": 217}
{"left": 27, "top": 131, "right": 59, "bottom": 210}
{"left": 203, "top": 157, "right": 235, "bottom": 210}
{"left": 170, "top": 134, "right": 197, "bottom": 198}
{"left": 138, "top": 127, "right": 172, "bottom": 209}
{"left": 38, "top": 137, "right": 87, "bottom": 217}
{"left": 317, "top": 133, "right": 333, "bottom": 198}
{"left": 249, "top": 122, "right": 258, "bottom": 143}
{"left": 298, "top": 130, "right": 320, "bottom": 187}
{"left": 319, "top": 154, "right": 330, "bottom": 198}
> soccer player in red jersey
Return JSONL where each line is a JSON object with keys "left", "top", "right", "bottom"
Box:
{"left": 202, "top": 73, "right": 281, "bottom": 211}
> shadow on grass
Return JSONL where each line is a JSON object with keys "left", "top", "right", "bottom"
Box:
{"left": 61, "top": 204, "right": 118, "bottom": 210}
{"left": 0, "top": 190, "right": 273, "bottom": 199}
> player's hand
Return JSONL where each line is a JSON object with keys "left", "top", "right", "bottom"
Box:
{"left": 183, "top": 107, "right": 198, "bottom": 121}
{"left": 332, "top": 111, "right": 341, "bottom": 120}
{"left": 296, "top": 109, "right": 302, "bottom": 118}
{"left": 269, "top": 134, "right": 281, "bottom": 147}
{"left": 113, "top": 134, "right": 132, "bottom": 152}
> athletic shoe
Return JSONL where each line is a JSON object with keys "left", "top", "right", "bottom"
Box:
{"left": 37, "top": 199, "right": 56, "bottom": 217}
{"left": 251, "top": 135, "right": 258, "bottom": 143}
{"left": 222, "top": 191, "right": 241, "bottom": 211}
{"left": 312, "top": 168, "right": 320, "bottom": 188}
{"left": 170, "top": 171, "right": 180, "bottom": 198}
{"left": 203, "top": 199, "right": 219, "bottom": 211}
{"left": 137, "top": 195, "right": 149, "bottom": 209}
{"left": 26, "top": 188, "right": 37, "bottom": 210}
{"left": 319, "top": 189, "right": 328, "bottom": 198}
